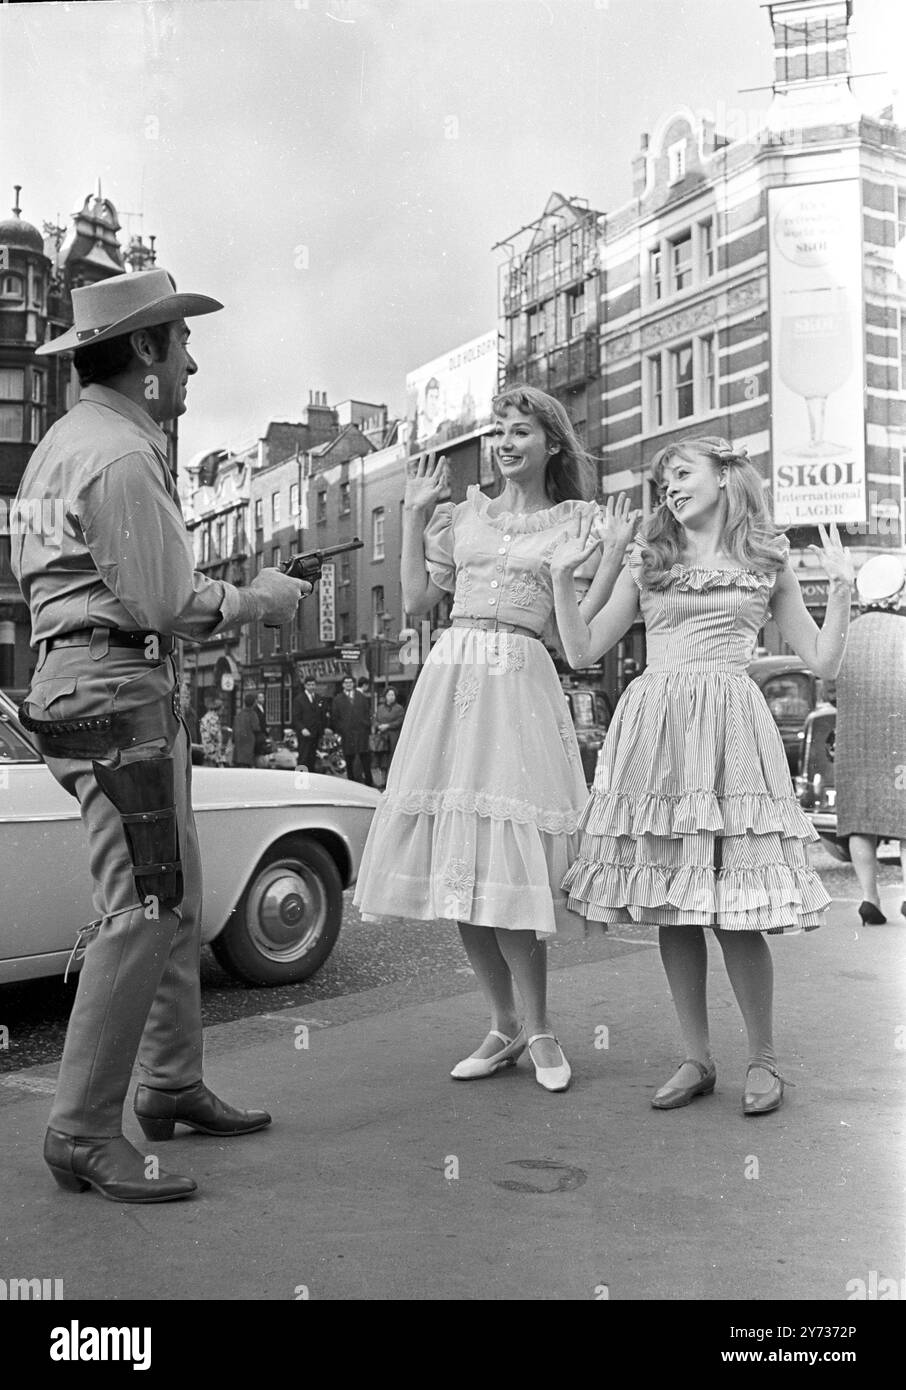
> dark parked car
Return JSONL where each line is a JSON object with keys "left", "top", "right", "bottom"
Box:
{"left": 746, "top": 656, "right": 825, "bottom": 775}
{"left": 795, "top": 703, "right": 898, "bottom": 863}
{"left": 563, "top": 683, "right": 613, "bottom": 785}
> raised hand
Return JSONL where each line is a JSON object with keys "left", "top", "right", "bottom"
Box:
{"left": 404, "top": 451, "right": 447, "bottom": 515}
{"left": 592, "top": 493, "right": 641, "bottom": 555}
{"left": 808, "top": 522, "right": 854, "bottom": 588}
{"left": 550, "top": 510, "right": 602, "bottom": 578}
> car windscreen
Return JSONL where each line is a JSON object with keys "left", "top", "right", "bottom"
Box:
{"left": 0, "top": 707, "right": 41, "bottom": 763}
{"left": 762, "top": 674, "right": 811, "bottom": 721}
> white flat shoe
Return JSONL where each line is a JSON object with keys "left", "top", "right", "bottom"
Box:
{"left": 450, "top": 1027, "right": 526, "bottom": 1080}
{"left": 527, "top": 1033, "right": 571, "bottom": 1092}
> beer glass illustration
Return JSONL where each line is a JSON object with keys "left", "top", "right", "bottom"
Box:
{"left": 778, "top": 287, "right": 852, "bottom": 455}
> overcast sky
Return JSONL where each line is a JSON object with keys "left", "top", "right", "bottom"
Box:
{"left": 2, "top": 0, "right": 902, "bottom": 464}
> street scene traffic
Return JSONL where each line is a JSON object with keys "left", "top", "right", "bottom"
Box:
{"left": 0, "top": 0, "right": 904, "bottom": 1342}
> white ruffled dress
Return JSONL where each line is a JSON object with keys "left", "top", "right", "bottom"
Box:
{"left": 562, "top": 545, "right": 830, "bottom": 933}
{"left": 353, "top": 485, "right": 598, "bottom": 939}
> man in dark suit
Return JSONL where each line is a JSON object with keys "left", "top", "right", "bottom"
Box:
{"left": 292, "top": 676, "right": 324, "bottom": 771}
{"left": 330, "top": 675, "right": 373, "bottom": 785}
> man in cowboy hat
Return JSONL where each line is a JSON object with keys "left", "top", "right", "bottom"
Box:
{"left": 11, "top": 268, "right": 311, "bottom": 1203}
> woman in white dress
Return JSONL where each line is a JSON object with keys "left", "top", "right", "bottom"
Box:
{"left": 353, "top": 386, "right": 637, "bottom": 1091}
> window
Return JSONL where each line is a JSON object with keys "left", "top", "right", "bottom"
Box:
{"left": 701, "top": 334, "right": 717, "bottom": 412}
{"left": 699, "top": 218, "right": 715, "bottom": 279}
{"left": 254, "top": 498, "right": 263, "bottom": 532}
{"left": 289, "top": 482, "right": 299, "bottom": 517}
{"left": 372, "top": 506, "right": 385, "bottom": 560}
{"left": 667, "top": 139, "right": 686, "bottom": 184}
{"left": 0, "top": 273, "right": 24, "bottom": 302}
{"left": 339, "top": 611, "right": 350, "bottom": 643}
{"left": 340, "top": 555, "right": 351, "bottom": 587}
{"left": 671, "top": 232, "right": 693, "bottom": 293}
{"left": 31, "top": 370, "right": 44, "bottom": 404}
{"left": 201, "top": 524, "right": 211, "bottom": 565}
{"left": 529, "top": 306, "right": 545, "bottom": 355}
{"left": 898, "top": 190, "right": 906, "bottom": 246}
{"left": 216, "top": 518, "right": 226, "bottom": 558}
{"left": 271, "top": 491, "right": 281, "bottom": 525}
{"left": 255, "top": 548, "right": 263, "bottom": 575}
{"left": 372, "top": 585, "right": 385, "bottom": 636}
{"left": 646, "top": 333, "right": 718, "bottom": 428}
{"left": 0, "top": 368, "right": 24, "bottom": 400}
{"left": 28, "top": 405, "right": 41, "bottom": 444}
{"left": 567, "top": 286, "right": 585, "bottom": 338}
{"left": 317, "top": 490, "right": 327, "bottom": 524}
{"left": 340, "top": 480, "right": 351, "bottom": 514}
{"left": 272, "top": 545, "right": 281, "bottom": 569}
{"left": 900, "top": 309, "right": 906, "bottom": 392}
{"left": 265, "top": 685, "right": 282, "bottom": 725}
{"left": 650, "top": 246, "right": 663, "bottom": 301}
{"left": 649, "top": 354, "right": 664, "bottom": 427}
{"left": 671, "top": 343, "right": 695, "bottom": 419}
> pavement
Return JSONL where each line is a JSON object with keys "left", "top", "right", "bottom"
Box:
{"left": 0, "top": 885, "right": 903, "bottom": 1303}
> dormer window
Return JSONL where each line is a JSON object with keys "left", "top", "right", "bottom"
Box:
{"left": 0, "top": 272, "right": 24, "bottom": 302}
{"left": 667, "top": 139, "right": 687, "bottom": 184}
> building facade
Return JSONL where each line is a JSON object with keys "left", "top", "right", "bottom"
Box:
{"left": 499, "top": 0, "right": 906, "bottom": 678}
{"left": 0, "top": 184, "right": 158, "bottom": 689}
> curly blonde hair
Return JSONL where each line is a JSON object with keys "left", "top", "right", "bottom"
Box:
{"left": 637, "top": 436, "right": 788, "bottom": 589}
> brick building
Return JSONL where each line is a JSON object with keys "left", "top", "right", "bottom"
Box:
{"left": 499, "top": 0, "right": 906, "bottom": 685}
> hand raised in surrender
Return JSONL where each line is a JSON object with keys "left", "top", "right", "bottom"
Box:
{"left": 404, "top": 451, "right": 447, "bottom": 515}
{"left": 592, "top": 492, "right": 641, "bottom": 555}
{"left": 808, "top": 522, "right": 854, "bottom": 589}
{"left": 550, "top": 510, "right": 604, "bottom": 579}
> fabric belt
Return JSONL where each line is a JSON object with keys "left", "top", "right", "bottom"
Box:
{"left": 451, "top": 618, "right": 541, "bottom": 640}
{"left": 44, "top": 627, "right": 176, "bottom": 657}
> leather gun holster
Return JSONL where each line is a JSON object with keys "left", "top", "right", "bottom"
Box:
{"left": 20, "top": 691, "right": 185, "bottom": 911}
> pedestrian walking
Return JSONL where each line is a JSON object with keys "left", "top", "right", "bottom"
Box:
{"left": 232, "top": 690, "right": 260, "bottom": 767}
{"left": 353, "top": 385, "right": 636, "bottom": 1091}
{"left": 370, "top": 686, "right": 404, "bottom": 787}
{"left": 834, "top": 554, "right": 906, "bottom": 924}
{"left": 292, "top": 676, "right": 324, "bottom": 770}
{"left": 330, "top": 675, "right": 374, "bottom": 785}
{"left": 552, "top": 435, "right": 854, "bottom": 1115}
{"left": 199, "top": 696, "right": 224, "bottom": 766}
{"left": 11, "top": 268, "right": 310, "bottom": 1202}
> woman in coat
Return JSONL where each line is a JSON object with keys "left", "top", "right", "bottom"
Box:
{"left": 372, "top": 687, "right": 405, "bottom": 781}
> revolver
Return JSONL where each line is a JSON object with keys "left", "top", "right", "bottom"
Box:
{"left": 263, "top": 538, "right": 364, "bottom": 627}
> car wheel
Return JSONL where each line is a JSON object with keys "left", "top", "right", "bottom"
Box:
{"left": 818, "top": 833, "right": 851, "bottom": 863}
{"left": 211, "top": 837, "right": 343, "bottom": 985}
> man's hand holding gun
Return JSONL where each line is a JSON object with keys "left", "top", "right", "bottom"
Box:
{"left": 261, "top": 538, "right": 364, "bottom": 627}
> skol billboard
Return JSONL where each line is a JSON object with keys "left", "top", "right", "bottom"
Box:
{"left": 768, "top": 181, "right": 866, "bottom": 526}
{"left": 406, "top": 329, "right": 498, "bottom": 450}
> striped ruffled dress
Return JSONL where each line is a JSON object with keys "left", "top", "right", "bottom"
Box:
{"left": 562, "top": 545, "right": 829, "bottom": 934}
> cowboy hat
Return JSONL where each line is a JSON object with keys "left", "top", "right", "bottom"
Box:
{"left": 36, "top": 267, "right": 222, "bottom": 356}
{"left": 855, "top": 554, "right": 906, "bottom": 609}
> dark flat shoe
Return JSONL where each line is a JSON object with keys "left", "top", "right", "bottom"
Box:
{"left": 651, "top": 1058, "right": 716, "bottom": 1110}
{"left": 858, "top": 901, "right": 887, "bottom": 925}
{"left": 742, "top": 1063, "right": 786, "bottom": 1116}
{"left": 134, "top": 1081, "right": 271, "bottom": 1140}
{"left": 44, "top": 1129, "right": 196, "bottom": 1203}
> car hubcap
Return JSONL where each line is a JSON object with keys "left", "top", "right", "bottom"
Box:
{"left": 247, "top": 861, "right": 326, "bottom": 963}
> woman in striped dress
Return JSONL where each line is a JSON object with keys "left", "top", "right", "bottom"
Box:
{"left": 550, "top": 437, "right": 854, "bottom": 1116}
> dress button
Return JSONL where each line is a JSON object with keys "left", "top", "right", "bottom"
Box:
{"left": 488, "top": 596, "right": 496, "bottom": 604}
{"left": 495, "top": 564, "right": 503, "bottom": 573}
{"left": 498, "top": 546, "right": 507, "bottom": 555}
{"left": 503, "top": 535, "right": 511, "bottom": 542}
{"left": 490, "top": 581, "right": 499, "bottom": 588}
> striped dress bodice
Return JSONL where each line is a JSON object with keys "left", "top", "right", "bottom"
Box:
{"left": 636, "top": 562, "right": 776, "bottom": 674}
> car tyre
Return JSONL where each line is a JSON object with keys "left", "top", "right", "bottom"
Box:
{"left": 211, "top": 837, "right": 343, "bottom": 985}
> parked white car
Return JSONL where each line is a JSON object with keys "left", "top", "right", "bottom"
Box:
{"left": 0, "top": 690, "right": 380, "bottom": 987}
